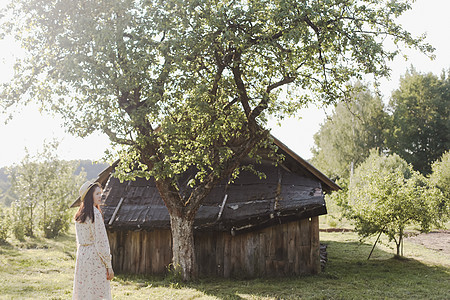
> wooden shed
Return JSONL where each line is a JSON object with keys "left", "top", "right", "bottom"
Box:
{"left": 72, "top": 136, "right": 339, "bottom": 278}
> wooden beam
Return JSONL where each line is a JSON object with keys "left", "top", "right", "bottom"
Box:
{"left": 271, "top": 135, "right": 340, "bottom": 192}
{"left": 108, "top": 197, "right": 124, "bottom": 226}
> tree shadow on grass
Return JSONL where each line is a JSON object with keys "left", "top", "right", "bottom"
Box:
{"left": 0, "top": 240, "right": 18, "bottom": 257}
{"left": 116, "top": 239, "right": 450, "bottom": 299}
{"left": 0, "top": 239, "right": 11, "bottom": 246}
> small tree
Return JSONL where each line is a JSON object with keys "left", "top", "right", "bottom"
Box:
{"left": 10, "top": 200, "right": 26, "bottom": 240}
{"left": 9, "top": 154, "right": 40, "bottom": 237}
{"left": 40, "top": 159, "right": 86, "bottom": 238}
{"left": 9, "top": 141, "right": 86, "bottom": 238}
{"left": 341, "top": 150, "right": 444, "bottom": 257}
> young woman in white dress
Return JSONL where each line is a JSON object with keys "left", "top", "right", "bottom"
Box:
{"left": 73, "top": 181, "right": 114, "bottom": 300}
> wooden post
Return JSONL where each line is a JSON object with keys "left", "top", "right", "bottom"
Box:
{"left": 310, "top": 216, "right": 320, "bottom": 274}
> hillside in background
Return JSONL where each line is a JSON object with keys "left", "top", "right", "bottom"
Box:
{"left": 0, "top": 167, "right": 15, "bottom": 206}
{"left": 0, "top": 160, "right": 109, "bottom": 206}
{"left": 74, "top": 160, "right": 109, "bottom": 181}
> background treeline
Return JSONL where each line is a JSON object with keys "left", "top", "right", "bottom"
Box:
{"left": 311, "top": 69, "right": 449, "bottom": 255}
{"left": 0, "top": 159, "right": 108, "bottom": 207}
{"left": 0, "top": 142, "right": 108, "bottom": 241}
{"left": 311, "top": 68, "right": 449, "bottom": 179}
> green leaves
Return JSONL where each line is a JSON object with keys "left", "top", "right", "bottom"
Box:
{"left": 339, "top": 149, "right": 445, "bottom": 255}
{"left": 8, "top": 141, "right": 86, "bottom": 238}
{"left": 387, "top": 68, "right": 450, "bottom": 175}
{"left": 311, "top": 83, "right": 388, "bottom": 180}
{"left": 1, "top": 0, "right": 431, "bottom": 209}
{"left": 429, "top": 151, "right": 450, "bottom": 220}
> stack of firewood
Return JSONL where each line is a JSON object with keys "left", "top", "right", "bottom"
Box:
{"left": 320, "top": 243, "right": 328, "bottom": 271}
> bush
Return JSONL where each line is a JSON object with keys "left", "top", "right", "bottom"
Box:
{"left": 42, "top": 208, "right": 72, "bottom": 238}
{"left": 0, "top": 205, "right": 10, "bottom": 242}
{"left": 429, "top": 151, "right": 450, "bottom": 221}
{"left": 43, "top": 218, "right": 66, "bottom": 238}
{"left": 10, "top": 201, "right": 26, "bottom": 241}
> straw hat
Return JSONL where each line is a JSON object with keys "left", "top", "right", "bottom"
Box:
{"left": 79, "top": 181, "right": 101, "bottom": 202}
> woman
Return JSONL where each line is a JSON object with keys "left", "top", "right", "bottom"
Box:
{"left": 73, "top": 181, "right": 114, "bottom": 300}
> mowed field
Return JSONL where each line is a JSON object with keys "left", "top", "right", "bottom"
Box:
{"left": 0, "top": 223, "right": 449, "bottom": 300}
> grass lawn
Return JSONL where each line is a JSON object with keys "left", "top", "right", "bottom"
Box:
{"left": 0, "top": 225, "right": 449, "bottom": 299}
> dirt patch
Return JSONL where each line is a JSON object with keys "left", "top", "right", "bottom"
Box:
{"left": 405, "top": 230, "right": 450, "bottom": 255}
{"left": 321, "top": 228, "right": 450, "bottom": 255}
{"left": 320, "top": 228, "right": 353, "bottom": 233}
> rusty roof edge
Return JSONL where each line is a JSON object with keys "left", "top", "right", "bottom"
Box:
{"left": 98, "top": 159, "right": 120, "bottom": 179}
{"left": 69, "top": 159, "right": 120, "bottom": 208}
{"left": 271, "top": 135, "right": 341, "bottom": 192}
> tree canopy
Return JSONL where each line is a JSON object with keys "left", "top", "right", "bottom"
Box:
{"left": 0, "top": 0, "right": 431, "bottom": 280}
{"left": 387, "top": 69, "right": 450, "bottom": 175}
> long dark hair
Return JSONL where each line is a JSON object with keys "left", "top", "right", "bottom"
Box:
{"left": 74, "top": 185, "right": 102, "bottom": 223}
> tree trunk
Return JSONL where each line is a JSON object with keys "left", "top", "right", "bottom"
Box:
{"left": 395, "top": 230, "right": 403, "bottom": 257}
{"left": 395, "top": 241, "right": 401, "bottom": 257}
{"left": 148, "top": 133, "right": 266, "bottom": 281}
{"left": 27, "top": 203, "right": 34, "bottom": 237}
{"left": 169, "top": 213, "right": 197, "bottom": 281}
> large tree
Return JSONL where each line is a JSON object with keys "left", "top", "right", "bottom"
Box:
{"left": 1, "top": 0, "right": 430, "bottom": 280}
{"left": 311, "top": 83, "right": 388, "bottom": 180}
{"left": 387, "top": 69, "right": 450, "bottom": 175}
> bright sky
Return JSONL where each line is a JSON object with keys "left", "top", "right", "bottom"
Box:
{"left": 1, "top": 0, "right": 449, "bottom": 167}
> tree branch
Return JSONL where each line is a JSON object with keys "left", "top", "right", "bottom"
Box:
{"left": 267, "top": 76, "right": 296, "bottom": 93}
{"left": 304, "top": 15, "right": 329, "bottom": 91}
{"left": 247, "top": 76, "right": 296, "bottom": 124}
{"left": 231, "top": 51, "right": 252, "bottom": 117}
{"left": 184, "top": 130, "right": 269, "bottom": 217}
{"left": 102, "top": 126, "right": 135, "bottom": 146}
{"left": 210, "top": 55, "right": 226, "bottom": 97}
{"left": 223, "top": 97, "right": 239, "bottom": 111}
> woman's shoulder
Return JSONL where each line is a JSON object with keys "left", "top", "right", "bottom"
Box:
{"left": 94, "top": 207, "right": 105, "bottom": 220}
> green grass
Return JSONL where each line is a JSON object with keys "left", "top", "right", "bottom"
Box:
{"left": 0, "top": 231, "right": 76, "bottom": 300}
{"left": 0, "top": 227, "right": 449, "bottom": 299}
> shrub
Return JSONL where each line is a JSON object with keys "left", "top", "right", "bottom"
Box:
{"left": 10, "top": 201, "right": 26, "bottom": 241}
{"left": 0, "top": 204, "right": 10, "bottom": 242}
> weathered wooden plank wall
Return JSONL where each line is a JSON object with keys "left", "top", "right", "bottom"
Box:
{"left": 107, "top": 216, "right": 320, "bottom": 277}
{"left": 195, "top": 217, "right": 320, "bottom": 277}
{"left": 108, "top": 229, "right": 172, "bottom": 274}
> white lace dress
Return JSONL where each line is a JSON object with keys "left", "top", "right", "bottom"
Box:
{"left": 73, "top": 207, "right": 112, "bottom": 300}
